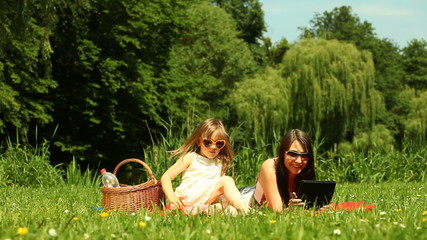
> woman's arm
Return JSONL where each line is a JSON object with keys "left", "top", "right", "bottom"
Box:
{"left": 160, "top": 154, "right": 193, "bottom": 210}
{"left": 257, "top": 158, "right": 284, "bottom": 212}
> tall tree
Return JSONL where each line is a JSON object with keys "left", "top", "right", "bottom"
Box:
{"left": 404, "top": 90, "right": 427, "bottom": 145}
{"left": 48, "top": 0, "right": 195, "bottom": 167}
{"left": 163, "top": 1, "right": 257, "bottom": 124}
{"left": 281, "top": 39, "right": 383, "bottom": 146}
{"left": 230, "top": 67, "right": 290, "bottom": 139}
{"left": 212, "top": 0, "right": 265, "bottom": 44}
{"left": 402, "top": 39, "right": 427, "bottom": 91}
{"left": 300, "top": 6, "right": 376, "bottom": 45}
{"left": 0, "top": 0, "right": 57, "bottom": 136}
{"left": 299, "top": 5, "right": 406, "bottom": 144}
{"left": 212, "top": 0, "right": 268, "bottom": 67}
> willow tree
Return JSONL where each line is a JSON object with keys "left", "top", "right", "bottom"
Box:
{"left": 230, "top": 67, "right": 290, "bottom": 140}
{"left": 281, "top": 39, "right": 383, "bottom": 146}
{"left": 404, "top": 90, "right": 427, "bottom": 145}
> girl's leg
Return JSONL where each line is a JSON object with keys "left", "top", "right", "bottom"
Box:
{"left": 206, "top": 176, "right": 249, "bottom": 213}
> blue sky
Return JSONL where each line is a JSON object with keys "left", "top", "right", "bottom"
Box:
{"left": 260, "top": 0, "right": 427, "bottom": 48}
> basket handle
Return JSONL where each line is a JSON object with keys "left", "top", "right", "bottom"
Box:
{"left": 112, "top": 158, "right": 157, "bottom": 183}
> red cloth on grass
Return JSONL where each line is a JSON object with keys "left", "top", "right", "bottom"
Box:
{"left": 329, "top": 201, "right": 375, "bottom": 211}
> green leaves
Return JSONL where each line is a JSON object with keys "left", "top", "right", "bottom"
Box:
{"left": 281, "top": 39, "right": 383, "bottom": 146}
{"left": 162, "top": 1, "right": 256, "bottom": 123}
{"left": 230, "top": 67, "right": 290, "bottom": 139}
{"left": 0, "top": 0, "right": 58, "bottom": 133}
{"left": 404, "top": 90, "right": 427, "bottom": 145}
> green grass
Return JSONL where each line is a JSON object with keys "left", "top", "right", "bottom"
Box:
{"left": 1, "top": 128, "right": 426, "bottom": 239}
{"left": 1, "top": 182, "right": 426, "bottom": 239}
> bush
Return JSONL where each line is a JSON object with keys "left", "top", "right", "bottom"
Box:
{"left": 337, "top": 124, "right": 395, "bottom": 155}
{"left": 0, "top": 139, "right": 64, "bottom": 187}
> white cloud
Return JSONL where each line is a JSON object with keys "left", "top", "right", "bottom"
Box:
{"left": 354, "top": 5, "right": 413, "bottom": 16}
{"left": 263, "top": 4, "right": 289, "bottom": 14}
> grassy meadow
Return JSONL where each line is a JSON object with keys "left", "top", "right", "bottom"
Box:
{"left": 1, "top": 182, "right": 426, "bottom": 239}
{"left": 0, "top": 133, "right": 426, "bottom": 239}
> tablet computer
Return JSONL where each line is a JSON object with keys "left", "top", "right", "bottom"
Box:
{"left": 297, "top": 180, "right": 336, "bottom": 209}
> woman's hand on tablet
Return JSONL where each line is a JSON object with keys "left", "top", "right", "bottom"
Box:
{"left": 287, "top": 192, "right": 305, "bottom": 209}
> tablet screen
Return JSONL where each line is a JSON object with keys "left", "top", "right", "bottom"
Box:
{"left": 297, "top": 180, "right": 336, "bottom": 209}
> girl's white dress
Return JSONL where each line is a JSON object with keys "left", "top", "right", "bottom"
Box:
{"left": 174, "top": 152, "right": 222, "bottom": 215}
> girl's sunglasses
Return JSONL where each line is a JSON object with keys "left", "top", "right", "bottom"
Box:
{"left": 285, "top": 150, "right": 310, "bottom": 161}
{"left": 201, "top": 138, "right": 226, "bottom": 149}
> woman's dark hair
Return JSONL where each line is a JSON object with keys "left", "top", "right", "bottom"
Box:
{"left": 275, "top": 129, "right": 316, "bottom": 205}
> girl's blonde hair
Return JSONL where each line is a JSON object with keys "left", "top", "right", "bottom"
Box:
{"left": 170, "top": 118, "right": 233, "bottom": 175}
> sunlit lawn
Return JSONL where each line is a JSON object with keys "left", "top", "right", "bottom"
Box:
{"left": 0, "top": 182, "right": 426, "bottom": 239}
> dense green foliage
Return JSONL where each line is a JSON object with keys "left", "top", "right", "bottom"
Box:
{"left": 299, "top": 6, "right": 427, "bottom": 148}
{"left": 1, "top": 1, "right": 426, "bottom": 168}
{"left": 0, "top": 0, "right": 57, "bottom": 135}
{"left": 212, "top": 0, "right": 265, "bottom": 44}
{"left": 282, "top": 39, "right": 382, "bottom": 146}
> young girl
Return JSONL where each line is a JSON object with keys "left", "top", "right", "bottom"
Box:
{"left": 161, "top": 118, "right": 249, "bottom": 215}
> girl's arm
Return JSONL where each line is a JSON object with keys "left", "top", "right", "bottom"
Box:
{"left": 160, "top": 154, "right": 193, "bottom": 210}
{"left": 258, "top": 158, "right": 284, "bottom": 212}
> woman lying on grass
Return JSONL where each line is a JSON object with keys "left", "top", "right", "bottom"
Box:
{"left": 241, "top": 129, "right": 375, "bottom": 213}
{"left": 251, "top": 129, "right": 315, "bottom": 212}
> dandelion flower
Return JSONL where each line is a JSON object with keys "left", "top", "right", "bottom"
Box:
{"left": 18, "top": 228, "right": 28, "bottom": 235}
{"left": 333, "top": 229, "right": 341, "bottom": 235}
{"left": 422, "top": 218, "right": 427, "bottom": 222}
{"left": 394, "top": 209, "right": 402, "bottom": 212}
{"left": 17, "top": 227, "right": 28, "bottom": 235}
{"left": 100, "top": 212, "right": 110, "bottom": 218}
{"left": 269, "top": 220, "right": 277, "bottom": 224}
{"left": 73, "top": 217, "right": 79, "bottom": 221}
{"left": 48, "top": 228, "right": 58, "bottom": 237}
{"left": 423, "top": 210, "right": 427, "bottom": 215}
{"left": 138, "top": 221, "right": 147, "bottom": 228}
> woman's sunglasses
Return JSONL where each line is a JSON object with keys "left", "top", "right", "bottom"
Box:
{"left": 285, "top": 150, "right": 310, "bottom": 161}
{"left": 201, "top": 138, "right": 226, "bottom": 149}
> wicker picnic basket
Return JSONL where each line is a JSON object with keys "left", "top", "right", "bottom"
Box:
{"left": 101, "top": 158, "right": 165, "bottom": 212}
